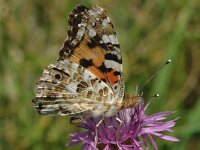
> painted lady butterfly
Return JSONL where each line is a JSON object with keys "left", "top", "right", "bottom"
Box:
{"left": 33, "top": 5, "right": 142, "bottom": 123}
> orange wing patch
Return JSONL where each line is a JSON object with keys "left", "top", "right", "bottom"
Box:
{"left": 67, "top": 36, "right": 119, "bottom": 85}
{"left": 68, "top": 36, "right": 106, "bottom": 67}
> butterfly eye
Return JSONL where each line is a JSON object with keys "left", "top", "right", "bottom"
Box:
{"left": 54, "top": 73, "right": 62, "bottom": 80}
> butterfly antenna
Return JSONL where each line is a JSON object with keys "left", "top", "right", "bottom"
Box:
{"left": 138, "top": 59, "right": 171, "bottom": 92}
{"left": 143, "top": 94, "right": 159, "bottom": 100}
{"left": 150, "top": 93, "right": 160, "bottom": 99}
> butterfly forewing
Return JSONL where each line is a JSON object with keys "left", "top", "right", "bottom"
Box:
{"left": 59, "top": 5, "right": 124, "bottom": 102}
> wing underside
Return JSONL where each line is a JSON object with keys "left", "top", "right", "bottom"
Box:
{"left": 33, "top": 5, "right": 125, "bottom": 117}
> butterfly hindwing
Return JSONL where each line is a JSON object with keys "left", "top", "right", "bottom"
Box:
{"left": 34, "top": 59, "right": 115, "bottom": 116}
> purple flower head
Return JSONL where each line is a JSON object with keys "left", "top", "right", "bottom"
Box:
{"left": 67, "top": 101, "right": 179, "bottom": 150}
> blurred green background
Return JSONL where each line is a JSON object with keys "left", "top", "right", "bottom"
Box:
{"left": 1, "top": 0, "right": 200, "bottom": 149}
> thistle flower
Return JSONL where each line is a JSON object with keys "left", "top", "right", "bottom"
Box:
{"left": 67, "top": 101, "right": 179, "bottom": 150}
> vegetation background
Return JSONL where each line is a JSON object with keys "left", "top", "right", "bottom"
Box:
{"left": 1, "top": 0, "right": 200, "bottom": 149}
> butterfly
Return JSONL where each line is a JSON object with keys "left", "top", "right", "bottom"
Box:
{"left": 33, "top": 5, "right": 141, "bottom": 124}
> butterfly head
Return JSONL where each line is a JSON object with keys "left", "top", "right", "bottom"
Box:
{"left": 121, "top": 94, "right": 143, "bottom": 110}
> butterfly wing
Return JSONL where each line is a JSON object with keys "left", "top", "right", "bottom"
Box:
{"left": 59, "top": 5, "right": 124, "bottom": 102}
{"left": 34, "top": 59, "right": 114, "bottom": 116}
{"left": 33, "top": 5, "right": 124, "bottom": 117}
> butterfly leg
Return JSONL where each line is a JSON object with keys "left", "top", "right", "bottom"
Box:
{"left": 70, "top": 116, "right": 87, "bottom": 126}
{"left": 115, "top": 117, "right": 123, "bottom": 124}
{"left": 95, "top": 115, "right": 105, "bottom": 144}
{"left": 115, "top": 116, "right": 123, "bottom": 147}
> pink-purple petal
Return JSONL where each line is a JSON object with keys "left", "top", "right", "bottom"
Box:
{"left": 151, "top": 132, "right": 180, "bottom": 142}
{"left": 146, "top": 134, "right": 158, "bottom": 150}
{"left": 67, "top": 102, "right": 179, "bottom": 150}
